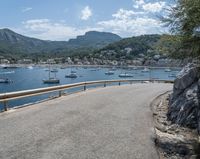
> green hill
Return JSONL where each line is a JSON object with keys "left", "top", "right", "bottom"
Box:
{"left": 92, "top": 34, "right": 161, "bottom": 60}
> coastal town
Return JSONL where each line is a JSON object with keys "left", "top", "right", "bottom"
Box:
{"left": 0, "top": 53, "right": 188, "bottom": 67}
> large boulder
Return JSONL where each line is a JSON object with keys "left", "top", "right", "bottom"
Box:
{"left": 172, "top": 63, "right": 199, "bottom": 100}
{"left": 168, "top": 82, "right": 199, "bottom": 129}
{"left": 168, "top": 63, "right": 200, "bottom": 132}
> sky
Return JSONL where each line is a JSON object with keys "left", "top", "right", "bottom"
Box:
{"left": 0, "top": 0, "right": 174, "bottom": 41}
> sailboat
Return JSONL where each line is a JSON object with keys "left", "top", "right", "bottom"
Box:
{"left": 142, "top": 67, "right": 150, "bottom": 72}
{"left": 65, "top": 70, "right": 77, "bottom": 78}
{"left": 165, "top": 68, "right": 171, "bottom": 72}
{"left": 65, "top": 67, "right": 78, "bottom": 78}
{"left": 43, "top": 65, "right": 60, "bottom": 84}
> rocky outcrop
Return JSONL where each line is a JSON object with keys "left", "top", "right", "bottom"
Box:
{"left": 152, "top": 93, "right": 199, "bottom": 158}
{"left": 168, "top": 63, "right": 200, "bottom": 133}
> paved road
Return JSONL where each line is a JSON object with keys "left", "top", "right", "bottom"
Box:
{"left": 0, "top": 83, "right": 172, "bottom": 159}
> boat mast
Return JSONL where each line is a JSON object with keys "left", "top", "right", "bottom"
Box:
{"left": 48, "top": 62, "right": 51, "bottom": 79}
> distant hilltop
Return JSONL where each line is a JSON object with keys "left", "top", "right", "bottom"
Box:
{"left": 0, "top": 28, "right": 121, "bottom": 55}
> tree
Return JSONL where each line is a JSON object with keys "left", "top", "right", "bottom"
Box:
{"left": 163, "top": 0, "right": 200, "bottom": 58}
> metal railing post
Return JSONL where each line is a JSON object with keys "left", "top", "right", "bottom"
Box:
{"left": 3, "top": 101, "right": 8, "bottom": 111}
{"left": 84, "top": 83, "right": 86, "bottom": 91}
{"left": 58, "top": 90, "right": 62, "bottom": 97}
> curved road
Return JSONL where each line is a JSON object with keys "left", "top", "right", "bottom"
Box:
{"left": 0, "top": 83, "right": 172, "bottom": 159}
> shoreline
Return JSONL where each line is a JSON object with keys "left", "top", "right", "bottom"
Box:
{"left": 0, "top": 63, "right": 183, "bottom": 70}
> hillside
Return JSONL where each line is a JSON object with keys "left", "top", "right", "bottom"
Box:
{"left": 0, "top": 29, "right": 121, "bottom": 58}
{"left": 92, "top": 34, "right": 162, "bottom": 60}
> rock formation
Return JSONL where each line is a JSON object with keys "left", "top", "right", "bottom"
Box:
{"left": 168, "top": 63, "right": 200, "bottom": 133}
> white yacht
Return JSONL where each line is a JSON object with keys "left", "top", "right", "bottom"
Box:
{"left": 119, "top": 73, "right": 133, "bottom": 78}
{"left": 105, "top": 71, "right": 114, "bottom": 75}
{"left": 142, "top": 67, "right": 150, "bottom": 72}
{"left": 165, "top": 68, "right": 171, "bottom": 72}
{"left": 65, "top": 72, "right": 77, "bottom": 78}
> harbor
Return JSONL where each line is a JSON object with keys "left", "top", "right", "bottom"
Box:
{"left": 0, "top": 65, "right": 180, "bottom": 110}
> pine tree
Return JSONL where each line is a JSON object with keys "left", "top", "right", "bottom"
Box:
{"left": 163, "top": 0, "right": 200, "bottom": 58}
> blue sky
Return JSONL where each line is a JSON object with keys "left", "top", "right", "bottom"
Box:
{"left": 0, "top": 0, "right": 174, "bottom": 41}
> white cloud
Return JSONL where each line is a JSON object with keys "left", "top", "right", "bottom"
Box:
{"left": 98, "top": 17, "right": 162, "bottom": 36}
{"left": 133, "top": 0, "right": 145, "bottom": 8}
{"left": 21, "top": 19, "right": 102, "bottom": 40}
{"left": 81, "top": 6, "right": 92, "bottom": 20}
{"left": 142, "top": 2, "right": 166, "bottom": 13}
{"left": 112, "top": 9, "right": 145, "bottom": 20}
{"left": 22, "top": 7, "right": 32, "bottom": 13}
{"left": 97, "top": 8, "right": 164, "bottom": 36}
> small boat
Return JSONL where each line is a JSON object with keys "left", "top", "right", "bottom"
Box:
{"left": 0, "top": 78, "right": 12, "bottom": 83}
{"left": 119, "top": 73, "right": 133, "bottom": 78}
{"left": 50, "top": 69, "right": 58, "bottom": 73}
{"left": 142, "top": 67, "right": 150, "bottom": 72}
{"left": 27, "top": 66, "right": 33, "bottom": 69}
{"left": 43, "top": 64, "right": 60, "bottom": 84}
{"left": 65, "top": 73, "right": 77, "bottom": 78}
{"left": 105, "top": 71, "right": 114, "bottom": 75}
{"left": 168, "top": 74, "right": 177, "bottom": 78}
{"left": 165, "top": 68, "right": 171, "bottom": 72}
{"left": 2, "top": 66, "right": 19, "bottom": 69}
{"left": 71, "top": 70, "right": 76, "bottom": 73}
{"left": 43, "top": 78, "right": 60, "bottom": 84}
{"left": 60, "top": 66, "right": 67, "bottom": 69}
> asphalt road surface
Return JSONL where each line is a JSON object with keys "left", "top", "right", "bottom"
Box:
{"left": 0, "top": 83, "right": 172, "bottom": 159}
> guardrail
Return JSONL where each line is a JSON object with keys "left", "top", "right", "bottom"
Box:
{"left": 0, "top": 79, "right": 174, "bottom": 111}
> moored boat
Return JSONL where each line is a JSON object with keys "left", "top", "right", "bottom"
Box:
{"left": 50, "top": 68, "right": 58, "bottom": 73}
{"left": 43, "top": 64, "right": 60, "bottom": 84}
{"left": 43, "top": 78, "right": 60, "bottom": 84}
{"left": 142, "top": 67, "right": 150, "bottom": 72}
{"left": 119, "top": 73, "right": 133, "bottom": 78}
{"left": 71, "top": 70, "right": 76, "bottom": 73}
{"left": 168, "top": 74, "right": 176, "bottom": 78}
{"left": 0, "top": 78, "right": 12, "bottom": 83}
{"left": 165, "top": 68, "right": 171, "bottom": 72}
{"left": 105, "top": 71, "right": 114, "bottom": 75}
{"left": 65, "top": 73, "right": 77, "bottom": 78}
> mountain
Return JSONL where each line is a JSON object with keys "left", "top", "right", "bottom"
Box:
{"left": 0, "top": 28, "right": 68, "bottom": 55}
{"left": 68, "top": 31, "right": 121, "bottom": 48}
{"left": 0, "top": 29, "right": 121, "bottom": 57}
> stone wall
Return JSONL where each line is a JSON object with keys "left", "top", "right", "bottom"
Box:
{"left": 168, "top": 63, "right": 200, "bottom": 133}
